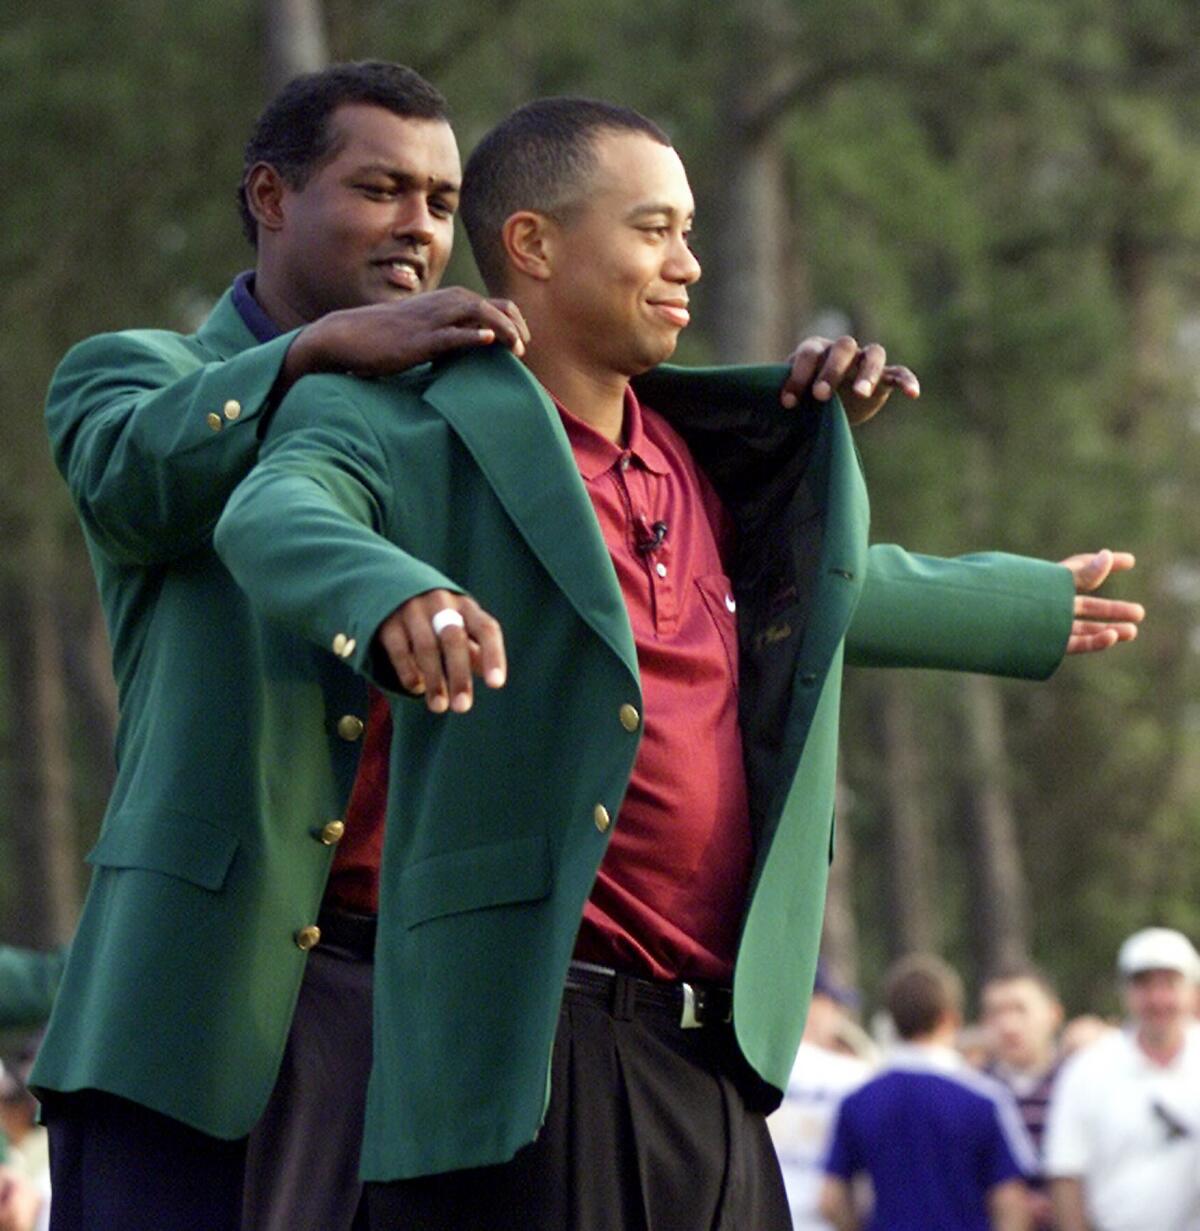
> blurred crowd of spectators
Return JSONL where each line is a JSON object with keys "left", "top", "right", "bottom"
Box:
{"left": 769, "top": 926, "right": 1200, "bottom": 1231}
{"left": 3, "top": 925, "right": 1197, "bottom": 1230}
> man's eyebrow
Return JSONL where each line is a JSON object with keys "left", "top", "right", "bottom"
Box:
{"left": 625, "top": 202, "right": 694, "bottom": 223}
{"left": 351, "top": 162, "right": 461, "bottom": 193}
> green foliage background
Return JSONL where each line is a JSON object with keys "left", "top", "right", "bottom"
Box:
{"left": 2, "top": 0, "right": 1198, "bottom": 1017}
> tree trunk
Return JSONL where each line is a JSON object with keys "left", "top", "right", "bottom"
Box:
{"left": 263, "top": 0, "right": 330, "bottom": 96}
{"left": 878, "top": 678, "right": 939, "bottom": 957}
{"left": 960, "top": 673, "right": 1030, "bottom": 975}
{"left": 706, "top": 127, "right": 796, "bottom": 362}
{"left": 704, "top": 6, "right": 806, "bottom": 362}
{"left": 1, "top": 548, "right": 80, "bottom": 946}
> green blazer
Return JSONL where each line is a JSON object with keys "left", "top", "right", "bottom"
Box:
{"left": 215, "top": 346, "right": 1074, "bottom": 1180}
{"left": 32, "top": 290, "right": 369, "bottom": 1139}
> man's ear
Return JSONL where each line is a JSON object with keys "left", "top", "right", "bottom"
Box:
{"left": 243, "top": 163, "right": 289, "bottom": 235}
{"left": 502, "top": 211, "right": 556, "bottom": 282}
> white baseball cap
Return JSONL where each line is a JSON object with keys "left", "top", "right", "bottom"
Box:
{"left": 1117, "top": 927, "right": 1200, "bottom": 981}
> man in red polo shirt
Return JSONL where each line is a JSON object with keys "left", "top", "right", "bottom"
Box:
{"left": 216, "top": 97, "right": 1142, "bottom": 1229}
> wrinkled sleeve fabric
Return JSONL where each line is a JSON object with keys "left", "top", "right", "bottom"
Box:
{"left": 846, "top": 546, "right": 1075, "bottom": 680}
{"left": 215, "top": 374, "right": 461, "bottom": 692}
{"left": 46, "top": 328, "right": 298, "bottom": 566}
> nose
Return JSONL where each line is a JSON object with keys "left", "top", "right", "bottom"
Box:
{"left": 392, "top": 196, "right": 435, "bottom": 248}
{"left": 665, "top": 235, "right": 701, "bottom": 285}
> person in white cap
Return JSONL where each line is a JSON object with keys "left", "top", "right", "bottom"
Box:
{"left": 1044, "top": 927, "right": 1200, "bottom": 1231}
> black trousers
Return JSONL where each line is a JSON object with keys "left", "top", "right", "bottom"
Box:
{"left": 44, "top": 934, "right": 374, "bottom": 1231}
{"left": 44, "top": 1089, "right": 247, "bottom": 1231}
{"left": 367, "top": 982, "right": 792, "bottom": 1231}
{"left": 243, "top": 937, "right": 374, "bottom": 1231}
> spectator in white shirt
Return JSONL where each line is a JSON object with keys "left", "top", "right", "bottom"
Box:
{"left": 769, "top": 965, "right": 874, "bottom": 1230}
{"left": 1044, "top": 927, "right": 1200, "bottom": 1231}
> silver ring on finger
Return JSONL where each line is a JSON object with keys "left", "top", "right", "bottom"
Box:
{"left": 431, "top": 607, "right": 466, "bottom": 638}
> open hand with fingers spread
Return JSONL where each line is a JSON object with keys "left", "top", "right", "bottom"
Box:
{"left": 282, "top": 288, "right": 531, "bottom": 388}
{"left": 1059, "top": 549, "right": 1145, "bottom": 654}
{"left": 375, "top": 588, "right": 507, "bottom": 714}
{"left": 781, "top": 334, "right": 920, "bottom": 425}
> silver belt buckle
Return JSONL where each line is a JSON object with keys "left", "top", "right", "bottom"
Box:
{"left": 680, "top": 982, "right": 733, "bottom": 1029}
{"left": 680, "top": 983, "right": 701, "bottom": 1029}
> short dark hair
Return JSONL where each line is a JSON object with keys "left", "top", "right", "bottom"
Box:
{"left": 885, "top": 954, "right": 964, "bottom": 1040}
{"left": 460, "top": 96, "right": 671, "bottom": 292}
{"left": 237, "top": 60, "right": 449, "bottom": 245}
{"left": 981, "top": 962, "right": 1060, "bottom": 1002}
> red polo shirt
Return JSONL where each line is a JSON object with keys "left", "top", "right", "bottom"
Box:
{"left": 327, "top": 386, "right": 754, "bottom": 986}
{"left": 325, "top": 686, "right": 389, "bottom": 915}
{"left": 561, "top": 387, "right": 753, "bottom": 984}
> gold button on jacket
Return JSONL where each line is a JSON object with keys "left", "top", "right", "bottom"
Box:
{"left": 205, "top": 412, "right": 222, "bottom": 432}
{"left": 332, "top": 632, "right": 357, "bottom": 658}
{"left": 593, "top": 804, "right": 611, "bottom": 833}
{"left": 319, "top": 820, "right": 346, "bottom": 846}
{"left": 336, "top": 714, "right": 365, "bottom": 741}
{"left": 223, "top": 399, "right": 242, "bottom": 421}
{"left": 294, "top": 925, "right": 321, "bottom": 951}
{"left": 618, "top": 703, "right": 640, "bottom": 732}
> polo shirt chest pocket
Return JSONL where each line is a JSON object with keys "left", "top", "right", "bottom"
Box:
{"left": 695, "top": 573, "right": 740, "bottom": 684}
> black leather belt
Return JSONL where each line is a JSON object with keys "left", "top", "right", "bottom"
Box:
{"left": 565, "top": 960, "right": 733, "bottom": 1030}
{"left": 316, "top": 907, "right": 377, "bottom": 958}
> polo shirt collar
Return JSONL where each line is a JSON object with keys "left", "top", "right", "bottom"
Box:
{"left": 552, "top": 384, "right": 671, "bottom": 480}
{"left": 232, "top": 270, "right": 283, "bottom": 343}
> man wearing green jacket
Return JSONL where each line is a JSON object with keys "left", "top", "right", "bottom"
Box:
{"left": 215, "top": 97, "right": 1142, "bottom": 1229}
{"left": 33, "top": 62, "right": 533, "bottom": 1231}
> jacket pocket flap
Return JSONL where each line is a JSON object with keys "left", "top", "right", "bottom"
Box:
{"left": 86, "top": 811, "right": 239, "bottom": 892}
{"left": 400, "top": 835, "right": 551, "bottom": 929}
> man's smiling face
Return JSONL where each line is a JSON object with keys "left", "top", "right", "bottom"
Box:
{"left": 542, "top": 130, "right": 701, "bottom": 378}
{"left": 272, "top": 102, "right": 461, "bottom": 321}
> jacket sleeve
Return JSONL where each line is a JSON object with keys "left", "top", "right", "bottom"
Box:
{"left": 214, "top": 375, "right": 462, "bottom": 690}
{"left": 0, "top": 944, "right": 67, "bottom": 1030}
{"left": 46, "top": 327, "right": 299, "bottom": 565}
{"left": 845, "top": 545, "right": 1075, "bottom": 680}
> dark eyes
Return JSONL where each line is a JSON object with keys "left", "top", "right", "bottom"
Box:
{"left": 640, "top": 225, "right": 696, "bottom": 245}
{"left": 356, "top": 184, "right": 456, "bottom": 218}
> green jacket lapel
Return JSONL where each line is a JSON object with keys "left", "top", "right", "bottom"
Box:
{"left": 422, "top": 348, "right": 639, "bottom": 684}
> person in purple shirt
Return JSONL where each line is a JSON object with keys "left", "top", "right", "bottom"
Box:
{"left": 820, "top": 955, "right": 1034, "bottom": 1231}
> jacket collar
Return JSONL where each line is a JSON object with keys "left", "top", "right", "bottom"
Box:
{"left": 196, "top": 286, "right": 265, "bottom": 360}
{"left": 421, "top": 347, "right": 640, "bottom": 685}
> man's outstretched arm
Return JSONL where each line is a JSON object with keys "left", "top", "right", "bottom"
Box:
{"left": 49, "top": 289, "right": 528, "bottom": 568}
{"left": 847, "top": 546, "right": 1142, "bottom": 679}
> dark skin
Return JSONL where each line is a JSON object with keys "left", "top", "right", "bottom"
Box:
{"left": 242, "top": 104, "right": 531, "bottom": 391}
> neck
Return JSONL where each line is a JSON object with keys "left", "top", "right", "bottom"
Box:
{"left": 251, "top": 259, "right": 310, "bottom": 331}
{"left": 1003, "top": 1050, "right": 1055, "bottom": 1078}
{"left": 1137, "top": 1023, "right": 1186, "bottom": 1065}
{"left": 521, "top": 344, "right": 629, "bottom": 444}
{"left": 906, "top": 1019, "right": 959, "bottom": 1050}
